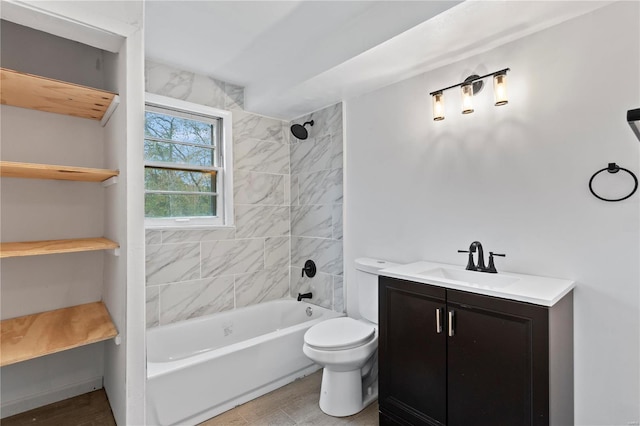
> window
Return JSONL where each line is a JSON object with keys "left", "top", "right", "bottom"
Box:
{"left": 144, "top": 93, "right": 233, "bottom": 227}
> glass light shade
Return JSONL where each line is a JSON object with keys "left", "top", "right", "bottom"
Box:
{"left": 432, "top": 93, "right": 444, "bottom": 121}
{"left": 461, "top": 83, "right": 474, "bottom": 114}
{"left": 493, "top": 73, "right": 508, "bottom": 106}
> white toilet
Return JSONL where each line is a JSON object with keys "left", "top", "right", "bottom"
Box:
{"left": 303, "top": 258, "right": 397, "bottom": 417}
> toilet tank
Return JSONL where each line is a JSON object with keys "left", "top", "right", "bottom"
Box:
{"left": 355, "top": 258, "right": 399, "bottom": 324}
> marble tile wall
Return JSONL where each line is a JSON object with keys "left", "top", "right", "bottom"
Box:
{"left": 145, "top": 61, "right": 243, "bottom": 110}
{"left": 145, "top": 61, "right": 291, "bottom": 328}
{"left": 289, "top": 103, "right": 344, "bottom": 312}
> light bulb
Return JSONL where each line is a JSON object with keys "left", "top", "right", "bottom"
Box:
{"left": 461, "top": 83, "right": 474, "bottom": 114}
{"left": 432, "top": 92, "right": 444, "bottom": 121}
{"left": 493, "top": 73, "right": 508, "bottom": 106}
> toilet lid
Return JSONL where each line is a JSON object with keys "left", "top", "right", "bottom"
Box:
{"left": 304, "top": 317, "right": 375, "bottom": 351}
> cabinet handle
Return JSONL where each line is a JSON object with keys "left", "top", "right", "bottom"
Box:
{"left": 435, "top": 308, "right": 442, "bottom": 334}
{"left": 448, "top": 310, "right": 455, "bottom": 337}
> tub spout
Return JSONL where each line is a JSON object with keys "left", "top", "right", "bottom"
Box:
{"left": 297, "top": 292, "right": 312, "bottom": 301}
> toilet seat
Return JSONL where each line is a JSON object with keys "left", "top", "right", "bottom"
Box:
{"left": 304, "top": 317, "right": 375, "bottom": 351}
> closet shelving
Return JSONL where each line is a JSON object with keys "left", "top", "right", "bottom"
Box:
{"left": 0, "top": 161, "right": 119, "bottom": 182}
{"left": 0, "top": 67, "right": 119, "bottom": 121}
{"left": 0, "top": 67, "right": 120, "bottom": 365}
{"left": 0, "top": 237, "right": 119, "bottom": 258}
{"left": 0, "top": 302, "right": 118, "bottom": 367}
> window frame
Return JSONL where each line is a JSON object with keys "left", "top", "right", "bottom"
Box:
{"left": 144, "top": 93, "right": 234, "bottom": 228}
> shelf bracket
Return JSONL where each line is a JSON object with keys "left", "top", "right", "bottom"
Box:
{"left": 102, "top": 176, "right": 118, "bottom": 187}
{"left": 111, "top": 248, "right": 121, "bottom": 257}
{"left": 114, "top": 335, "right": 122, "bottom": 346}
{"left": 101, "top": 95, "right": 120, "bottom": 127}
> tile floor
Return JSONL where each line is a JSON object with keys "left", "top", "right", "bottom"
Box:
{"left": 1, "top": 371, "right": 378, "bottom": 426}
{"left": 200, "top": 371, "right": 379, "bottom": 425}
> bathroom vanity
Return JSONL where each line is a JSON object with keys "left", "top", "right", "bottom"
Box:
{"left": 377, "top": 261, "right": 574, "bottom": 426}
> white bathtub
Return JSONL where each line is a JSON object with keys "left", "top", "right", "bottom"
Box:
{"left": 146, "top": 299, "right": 343, "bottom": 426}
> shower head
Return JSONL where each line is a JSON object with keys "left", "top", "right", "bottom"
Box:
{"left": 290, "top": 120, "right": 314, "bottom": 140}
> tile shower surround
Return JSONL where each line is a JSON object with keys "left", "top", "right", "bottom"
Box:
{"left": 289, "top": 103, "right": 344, "bottom": 313}
{"left": 145, "top": 61, "right": 343, "bottom": 327}
{"left": 145, "top": 230, "right": 290, "bottom": 326}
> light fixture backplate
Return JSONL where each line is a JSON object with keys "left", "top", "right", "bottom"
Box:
{"left": 464, "top": 74, "right": 484, "bottom": 94}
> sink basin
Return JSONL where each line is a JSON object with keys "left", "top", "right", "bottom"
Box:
{"left": 417, "top": 267, "right": 519, "bottom": 288}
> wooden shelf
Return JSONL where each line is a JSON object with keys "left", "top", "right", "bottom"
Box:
{"left": 0, "top": 68, "right": 117, "bottom": 121}
{"left": 0, "top": 302, "right": 118, "bottom": 367}
{"left": 0, "top": 161, "right": 119, "bottom": 182}
{"left": 0, "top": 237, "right": 119, "bottom": 259}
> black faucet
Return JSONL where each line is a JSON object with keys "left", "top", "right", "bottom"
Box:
{"left": 470, "top": 241, "right": 486, "bottom": 271}
{"left": 458, "top": 241, "right": 505, "bottom": 273}
{"left": 297, "top": 292, "right": 312, "bottom": 301}
{"left": 458, "top": 241, "right": 485, "bottom": 271}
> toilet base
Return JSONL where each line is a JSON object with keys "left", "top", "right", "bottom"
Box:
{"left": 318, "top": 368, "right": 378, "bottom": 417}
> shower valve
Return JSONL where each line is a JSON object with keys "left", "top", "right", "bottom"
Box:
{"left": 302, "top": 260, "right": 316, "bottom": 278}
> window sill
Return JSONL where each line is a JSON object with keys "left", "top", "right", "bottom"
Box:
{"left": 144, "top": 224, "right": 236, "bottom": 231}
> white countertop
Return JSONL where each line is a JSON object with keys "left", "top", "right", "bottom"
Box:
{"left": 379, "top": 261, "right": 575, "bottom": 307}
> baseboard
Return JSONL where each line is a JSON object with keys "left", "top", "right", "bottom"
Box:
{"left": 1, "top": 376, "right": 103, "bottom": 418}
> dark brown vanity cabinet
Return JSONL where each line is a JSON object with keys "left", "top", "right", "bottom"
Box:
{"left": 378, "top": 276, "right": 573, "bottom": 426}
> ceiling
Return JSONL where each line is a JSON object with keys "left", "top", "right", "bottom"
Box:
{"left": 145, "top": 0, "right": 613, "bottom": 120}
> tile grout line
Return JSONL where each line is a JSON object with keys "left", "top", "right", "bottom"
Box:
{"left": 234, "top": 408, "right": 250, "bottom": 424}
{"left": 280, "top": 408, "right": 298, "bottom": 425}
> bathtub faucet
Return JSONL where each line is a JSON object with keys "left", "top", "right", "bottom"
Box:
{"left": 297, "top": 292, "right": 312, "bottom": 301}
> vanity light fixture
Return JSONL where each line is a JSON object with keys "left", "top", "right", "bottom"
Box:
{"left": 430, "top": 68, "right": 510, "bottom": 120}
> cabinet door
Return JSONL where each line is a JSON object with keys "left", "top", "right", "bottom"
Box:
{"left": 379, "top": 276, "right": 447, "bottom": 426}
{"left": 446, "top": 290, "right": 549, "bottom": 426}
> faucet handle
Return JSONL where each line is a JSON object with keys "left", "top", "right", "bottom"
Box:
{"left": 486, "top": 252, "right": 506, "bottom": 273}
{"left": 458, "top": 249, "right": 476, "bottom": 271}
{"left": 302, "top": 260, "right": 317, "bottom": 278}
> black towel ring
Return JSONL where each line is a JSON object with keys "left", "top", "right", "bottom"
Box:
{"left": 589, "top": 163, "right": 638, "bottom": 202}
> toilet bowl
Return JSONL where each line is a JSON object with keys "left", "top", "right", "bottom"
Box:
{"left": 302, "top": 258, "right": 397, "bottom": 417}
{"left": 303, "top": 317, "right": 378, "bottom": 416}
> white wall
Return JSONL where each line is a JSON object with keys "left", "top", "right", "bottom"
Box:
{"left": 344, "top": 2, "right": 639, "bottom": 425}
{"left": 0, "top": 20, "right": 108, "bottom": 88}
{"left": 102, "top": 21, "right": 146, "bottom": 426}
{"left": 123, "top": 24, "right": 146, "bottom": 426}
